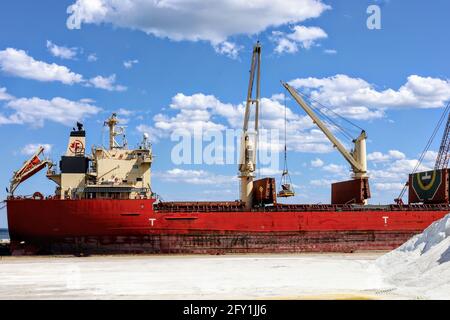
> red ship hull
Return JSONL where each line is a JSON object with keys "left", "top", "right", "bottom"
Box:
{"left": 6, "top": 198, "right": 450, "bottom": 255}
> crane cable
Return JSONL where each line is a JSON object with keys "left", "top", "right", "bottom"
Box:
{"left": 256, "top": 97, "right": 261, "bottom": 179}
{"left": 283, "top": 93, "right": 288, "bottom": 172}
{"left": 397, "top": 102, "right": 450, "bottom": 201}
{"left": 280, "top": 94, "right": 294, "bottom": 192}
{"left": 306, "top": 93, "right": 364, "bottom": 132}
{"left": 293, "top": 88, "right": 361, "bottom": 142}
{"left": 301, "top": 93, "right": 358, "bottom": 140}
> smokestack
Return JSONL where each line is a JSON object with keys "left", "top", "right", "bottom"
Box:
{"left": 66, "top": 122, "right": 86, "bottom": 156}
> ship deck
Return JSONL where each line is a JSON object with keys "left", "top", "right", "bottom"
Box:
{"left": 155, "top": 201, "right": 450, "bottom": 213}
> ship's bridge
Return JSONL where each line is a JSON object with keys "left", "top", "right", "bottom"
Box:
{"left": 46, "top": 113, "right": 154, "bottom": 200}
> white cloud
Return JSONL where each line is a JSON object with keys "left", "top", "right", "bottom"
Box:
{"left": 423, "top": 150, "right": 438, "bottom": 162}
{"left": 258, "top": 167, "right": 282, "bottom": 176}
{"left": 367, "top": 150, "right": 406, "bottom": 162}
{"left": 270, "top": 93, "right": 287, "bottom": 102}
{"left": 0, "top": 115, "right": 12, "bottom": 125}
{"left": 78, "top": 98, "right": 95, "bottom": 104}
{"left": 306, "top": 149, "right": 436, "bottom": 200}
{"left": 87, "top": 53, "right": 98, "bottom": 62}
{"left": 153, "top": 93, "right": 230, "bottom": 135}
{"left": 368, "top": 151, "right": 436, "bottom": 194}
{"left": 136, "top": 124, "right": 162, "bottom": 143}
{"left": 370, "top": 160, "right": 419, "bottom": 181}
{"left": 123, "top": 59, "right": 139, "bottom": 69}
{"left": 289, "top": 74, "right": 450, "bottom": 120}
{"left": 322, "top": 163, "right": 346, "bottom": 174}
{"left": 374, "top": 182, "right": 405, "bottom": 192}
{"left": 389, "top": 150, "right": 407, "bottom": 160}
{"left": 367, "top": 152, "right": 390, "bottom": 162}
{"left": 202, "top": 189, "right": 234, "bottom": 195}
{"left": 1, "top": 97, "right": 101, "bottom": 127}
{"left": 21, "top": 143, "right": 53, "bottom": 156}
{"left": 311, "top": 158, "right": 324, "bottom": 167}
{"left": 272, "top": 25, "right": 328, "bottom": 54}
{"left": 310, "top": 178, "right": 338, "bottom": 187}
{"left": 0, "top": 48, "right": 83, "bottom": 84}
{"left": 46, "top": 40, "right": 78, "bottom": 60}
{"left": 0, "top": 48, "right": 126, "bottom": 91}
{"left": 213, "top": 41, "right": 242, "bottom": 59}
{"left": 88, "top": 74, "right": 127, "bottom": 91}
{"left": 272, "top": 35, "right": 298, "bottom": 54}
{"left": 330, "top": 106, "right": 385, "bottom": 120}
{"left": 157, "top": 168, "right": 237, "bottom": 185}
{"left": 66, "top": 0, "right": 330, "bottom": 55}
{"left": 154, "top": 111, "right": 225, "bottom": 135}
{"left": 143, "top": 92, "right": 332, "bottom": 153}
{"left": 117, "top": 108, "right": 133, "bottom": 116}
{"left": 288, "top": 26, "right": 328, "bottom": 49}
{"left": 291, "top": 140, "right": 332, "bottom": 153}
{"left": 324, "top": 49, "right": 337, "bottom": 55}
{"left": 0, "top": 87, "right": 13, "bottom": 100}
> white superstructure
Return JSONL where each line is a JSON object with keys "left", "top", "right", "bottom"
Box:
{"left": 47, "top": 113, "right": 154, "bottom": 200}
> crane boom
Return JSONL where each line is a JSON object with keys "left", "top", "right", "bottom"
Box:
{"left": 282, "top": 81, "right": 367, "bottom": 178}
{"left": 435, "top": 106, "right": 450, "bottom": 170}
{"left": 243, "top": 44, "right": 261, "bottom": 132}
{"left": 239, "top": 42, "right": 261, "bottom": 209}
{"left": 9, "top": 146, "right": 53, "bottom": 195}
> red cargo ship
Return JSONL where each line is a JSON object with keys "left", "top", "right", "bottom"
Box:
{"left": 6, "top": 197, "right": 450, "bottom": 255}
{"left": 5, "top": 43, "right": 450, "bottom": 255}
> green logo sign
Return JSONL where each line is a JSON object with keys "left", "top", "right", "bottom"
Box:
{"left": 412, "top": 170, "right": 442, "bottom": 201}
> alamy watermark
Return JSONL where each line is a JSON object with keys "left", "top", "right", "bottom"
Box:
{"left": 367, "top": 5, "right": 382, "bottom": 30}
{"left": 170, "top": 128, "right": 281, "bottom": 171}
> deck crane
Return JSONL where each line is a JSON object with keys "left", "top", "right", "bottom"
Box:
{"left": 8, "top": 146, "right": 53, "bottom": 196}
{"left": 435, "top": 105, "right": 450, "bottom": 170}
{"left": 239, "top": 42, "right": 261, "bottom": 209}
{"left": 395, "top": 102, "right": 450, "bottom": 205}
{"left": 282, "top": 82, "right": 369, "bottom": 204}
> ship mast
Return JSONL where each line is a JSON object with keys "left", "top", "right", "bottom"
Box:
{"left": 239, "top": 42, "right": 261, "bottom": 210}
{"left": 104, "top": 113, "right": 127, "bottom": 149}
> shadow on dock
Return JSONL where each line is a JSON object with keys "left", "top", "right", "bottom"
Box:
{"left": 0, "top": 240, "right": 11, "bottom": 256}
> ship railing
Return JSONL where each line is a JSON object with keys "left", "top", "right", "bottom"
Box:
{"left": 155, "top": 201, "right": 246, "bottom": 213}
{"left": 267, "top": 204, "right": 364, "bottom": 212}
{"left": 6, "top": 193, "right": 59, "bottom": 200}
{"left": 154, "top": 202, "right": 450, "bottom": 213}
{"left": 389, "top": 203, "right": 450, "bottom": 211}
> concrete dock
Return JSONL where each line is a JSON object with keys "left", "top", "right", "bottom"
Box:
{"left": 0, "top": 253, "right": 403, "bottom": 300}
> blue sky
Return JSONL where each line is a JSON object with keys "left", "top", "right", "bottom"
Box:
{"left": 1, "top": 0, "right": 450, "bottom": 227}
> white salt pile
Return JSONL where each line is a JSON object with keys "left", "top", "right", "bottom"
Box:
{"left": 376, "top": 213, "right": 450, "bottom": 299}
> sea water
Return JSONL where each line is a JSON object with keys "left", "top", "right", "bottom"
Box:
{"left": 0, "top": 228, "right": 9, "bottom": 240}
